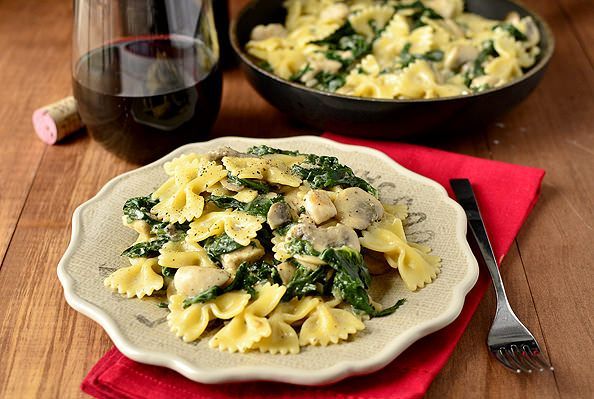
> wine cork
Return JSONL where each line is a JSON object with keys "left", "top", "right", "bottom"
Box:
{"left": 32, "top": 96, "right": 85, "bottom": 144}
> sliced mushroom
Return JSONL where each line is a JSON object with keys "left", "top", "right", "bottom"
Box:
{"left": 220, "top": 177, "right": 244, "bottom": 192}
{"left": 206, "top": 146, "right": 250, "bottom": 162}
{"left": 250, "top": 23, "right": 287, "bottom": 41}
{"left": 333, "top": 187, "right": 383, "bottom": 230}
{"left": 267, "top": 202, "right": 292, "bottom": 229}
{"left": 289, "top": 220, "right": 361, "bottom": 253}
{"left": 173, "top": 266, "right": 230, "bottom": 297}
{"left": 444, "top": 44, "right": 479, "bottom": 71}
{"left": 220, "top": 243, "right": 265, "bottom": 275}
{"left": 303, "top": 190, "right": 337, "bottom": 225}
{"left": 277, "top": 261, "right": 296, "bottom": 285}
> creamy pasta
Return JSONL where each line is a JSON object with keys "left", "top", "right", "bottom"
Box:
{"left": 105, "top": 145, "right": 441, "bottom": 353}
{"left": 246, "top": 0, "right": 540, "bottom": 99}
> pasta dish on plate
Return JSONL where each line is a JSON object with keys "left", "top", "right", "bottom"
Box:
{"left": 245, "top": 0, "right": 540, "bottom": 99}
{"left": 104, "top": 145, "right": 441, "bottom": 354}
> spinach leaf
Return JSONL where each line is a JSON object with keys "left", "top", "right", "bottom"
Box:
{"left": 121, "top": 237, "right": 168, "bottom": 258}
{"left": 182, "top": 285, "right": 224, "bottom": 308}
{"left": 182, "top": 261, "right": 282, "bottom": 308}
{"left": 494, "top": 23, "right": 527, "bottom": 41}
{"left": 208, "top": 195, "right": 245, "bottom": 211}
{"left": 311, "top": 21, "right": 358, "bottom": 47}
{"left": 123, "top": 196, "right": 159, "bottom": 225}
{"left": 399, "top": 43, "right": 444, "bottom": 68}
{"left": 289, "top": 64, "right": 312, "bottom": 82}
{"left": 150, "top": 221, "right": 190, "bottom": 241}
{"left": 203, "top": 233, "right": 246, "bottom": 261}
{"left": 292, "top": 154, "right": 378, "bottom": 196}
{"left": 275, "top": 222, "right": 295, "bottom": 236}
{"left": 227, "top": 173, "right": 272, "bottom": 193}
{"left": 321, "top": 247, "right": 405, "bottom": 317}
{"left": 394, "top": 1, "right": 442, "bottom": 30}
{"left": 157, "top": 302, "right": 169, "bottom": 308}
{"left": 209, "top": 194, "right": 284, "bottom": 218}
{"left": 257, "top": 60, "right": 274, "bottom": 73}
{"left": 463, "top": 40, "right": 498, "bottom": 87}
{"left": 161, "top": 266, "right": 177, "bottom": 277}
{"left": 314, "top": 71, "right": 347, "bottom": 92}
{"left": 285, "top": 238, "right": 320, "bottom": 257}
{"left": 282, "top": 263, "right": 327, "bottom": 300}
{"left": 247, "top": 145, "right": 300, "bottom": 156}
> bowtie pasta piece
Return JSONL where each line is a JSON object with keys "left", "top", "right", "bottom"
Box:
{"left": 209, "top": 283, "right": 286, "bottom": 353}
{"left": 253, "top": 297, "right": 321, "bottom": 354}
{"left": 186, "top": 210, "right": 262, "bottom": 246}
{"left": 222, "top": 156, "right": 302, "bottom": 187}
{"left": 151, "top": 158, "right": 228, "bottom": 223}
{"left": 299, "top": 300, "right": 365, "bottom": 346}
{"left": 157, "top": 240, "right": 216, "bottom": 269}
{"left": 168, "top": 292, "right": 251, "bottom": 342}
{"left": 104, "top": 258, "right": 163, "bottom": 298}
{"left": 360, "top": 217, "right": 441, "bottom": 291}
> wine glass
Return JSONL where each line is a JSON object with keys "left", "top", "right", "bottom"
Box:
{"left": 72, "top": 0, "right": 222, "bottom": 164}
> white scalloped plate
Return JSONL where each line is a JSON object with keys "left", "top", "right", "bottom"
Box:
{"left": 57, "top": 136, "right": 478, "bottom": 385}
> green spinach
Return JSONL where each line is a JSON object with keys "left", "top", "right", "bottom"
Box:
{"left": 321, "top": 247, "right": 405, "bottom": 317}
{"left": 123, "top": 196, "right": 159, "bottom": 225}
{"left": 463, "top": 40, "right": 498, "bottom": 87}
{"left": 227, "top": 173, "right": 272, "bottom": 193}
{"left": 209, "top": 194, "right": 284, "bottom": 218}
{"left": 285, "top": 238, "right": 320, "bottom": 257}
{"left": 247, "top": 145, "right": 300, "bottom": 156}
{"left": 494, "top": 23, "right": 527, "bottom": 41}
{"left": 292, "top": 154, "right": 378, "bottom": 196}
{"left": 282, "top": 263, "right": 328, "bottom": 300}
{"left": 203, "top": 233, "right": 246, "bottom": 262}
{"left": 182, "top": 261, "right": 282, "bottom": 308}
{"left": 121, "top": 237, "right": 168, "bottom": 258}
{"left": 399, "top": 43, "right": 444, "bottom": 68}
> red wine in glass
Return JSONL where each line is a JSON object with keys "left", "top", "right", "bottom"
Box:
{"left": 73, "top": 35, "right": 222, "bottom": 164}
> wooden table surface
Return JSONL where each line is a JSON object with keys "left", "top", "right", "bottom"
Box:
{"left": 0, "top": 0, "right": 592, "bottom": 398}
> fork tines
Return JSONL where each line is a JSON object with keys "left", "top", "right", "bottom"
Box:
{"left": 492, "top": 344, "right": 554, "bottom": 373}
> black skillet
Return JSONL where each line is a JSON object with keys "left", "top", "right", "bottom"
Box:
{"left": 230, "top": 0, "right": 554, "bottom": 138}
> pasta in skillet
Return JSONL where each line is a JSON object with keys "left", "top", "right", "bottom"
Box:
{"left": 245, "top": 0, "right": 541, "bottom": 99}
{"left": 105, "top": 145, "right": 442, "bottom": 354}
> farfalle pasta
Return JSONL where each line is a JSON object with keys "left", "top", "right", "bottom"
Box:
{"left": 245, "top": 0, "right": 541, "bottom": 99}
{"left": 105, "top": 145, "right": 442, "bottom": 354}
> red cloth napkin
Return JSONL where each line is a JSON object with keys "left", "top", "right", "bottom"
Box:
{"left": 82, "top": 133, "right": 545, "bottom": 399}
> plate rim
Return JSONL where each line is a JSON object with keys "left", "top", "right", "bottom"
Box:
{"left": 57, "top": 135, "right": 479, "bottom": 385}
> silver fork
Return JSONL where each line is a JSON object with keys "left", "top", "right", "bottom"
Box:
{"left": 450, "top": 179, "right": 554, "bottom": 373}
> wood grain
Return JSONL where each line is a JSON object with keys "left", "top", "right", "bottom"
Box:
{"left": 0, "top": 0, "right": 593, "bottom": 398}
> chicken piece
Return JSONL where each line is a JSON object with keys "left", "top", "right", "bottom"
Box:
{"left": 333, "top": 187, "right": 383, "bottom": 230}
{"left": 444, "top": 44, "right": 479, "bottom": 71}
{"left": 173, "top": 266, "right": 230, "bottom": 297}
{"left": 303, "top": 190, "right": 337, "bottom": 225}
{"left": 250, "top": 23, "right": 287, "bottom": 41}
{"left": 267, "top": 202, "right": 293, "bottom": 229}
{"left": 220, "top": 243, "right": 265, "bottom": 275}
{"left": 277, "top": 261, "right": 296, "bottom": 285}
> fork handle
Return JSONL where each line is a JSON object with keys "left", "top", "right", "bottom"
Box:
{"left": 450, "top": 179, "right": 510, "bottom": 306}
